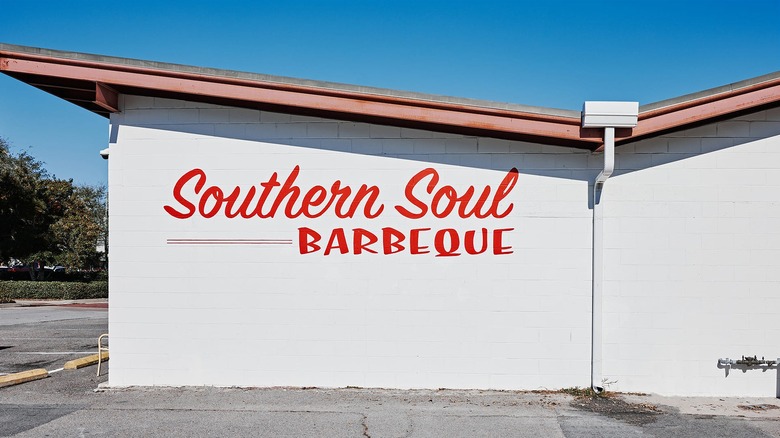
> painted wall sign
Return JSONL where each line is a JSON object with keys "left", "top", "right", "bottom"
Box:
{"left": 163, "top": 165, "right": 519, "bottom": 257}
{"left": 106, "top": 96, "right": 780, "bottom": 397}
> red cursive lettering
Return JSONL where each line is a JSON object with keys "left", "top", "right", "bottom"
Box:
{"left": 164, "top": 166, "right": 385, "bottom": 220}
{"left": 395, "top": 168, "right": 518, "bottom": 219}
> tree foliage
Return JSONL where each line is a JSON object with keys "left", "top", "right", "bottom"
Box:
{"left": 0, "top": 138, "right": 106, "bottom": 270}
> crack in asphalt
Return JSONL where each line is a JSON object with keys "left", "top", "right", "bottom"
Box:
{"left": 361, "top": 413, "right": 370, "bottom": 438}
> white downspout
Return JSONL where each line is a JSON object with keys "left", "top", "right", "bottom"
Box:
{"left": 591, "top": 126, "right": 614, "bottom": 393}
{"left": 582, "top": 101, "right": 638, "bottom": 394}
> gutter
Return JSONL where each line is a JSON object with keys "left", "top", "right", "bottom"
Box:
{"left": 590, "top": 126, "right": 614, "bottom": 393}
{"left": 582, "top": 102, "right": 638, "bottom": 393}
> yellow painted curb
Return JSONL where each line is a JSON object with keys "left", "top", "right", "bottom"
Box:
{"left": 64, "top": 351, "right": 109, "bottom": 370}
{"left": 0, "top": 368, "right": 49, "bottom": 388}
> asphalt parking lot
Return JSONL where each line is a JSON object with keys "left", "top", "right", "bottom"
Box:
{"left": 0, "top": 304, "right": 108, "bottom": 376}
{"left": 1, "top": 303, "right": 779, "bottom": 437}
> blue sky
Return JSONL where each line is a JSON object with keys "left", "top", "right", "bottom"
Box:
{"left": 1, "top": 0, "right": 779, "bottom": 186}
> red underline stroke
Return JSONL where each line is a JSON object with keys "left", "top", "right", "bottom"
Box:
{"left": 167, "top": 239, "right": 292, "bottom": 245}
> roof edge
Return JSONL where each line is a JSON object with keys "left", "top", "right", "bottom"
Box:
{"left": 640, "top": 70, "right": 780, "bottom": 114}
{"left": 4, "top": 43, "right": 780, "bottom": 150}
{"left": 0, "top": 43, "right": 581, "bottom": 120}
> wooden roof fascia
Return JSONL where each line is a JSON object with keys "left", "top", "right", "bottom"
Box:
{"left": 1, "top": 48, "right": 582, "bottom": 119}
{"left": 0, "top": 49, "right": 598, "bottom": 149}
{"left": 632, "top": 77, "right": 780, "bottom": 138}
{"left": 585, "top": 76, "right": 780, "bottom": 152}
{"left": 4, "top": 45, "right": 780, "bottom": 153}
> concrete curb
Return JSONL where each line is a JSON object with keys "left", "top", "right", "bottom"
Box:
{"left": 0, "top": 368, "right": 49, "bottom": 388}
{"left": 0, "top": 298, "right": 108, "bottom": 309}
{"left": 64, "top": 351, "right": 109, "bottom": 370}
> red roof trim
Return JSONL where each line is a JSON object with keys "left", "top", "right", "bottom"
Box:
{"left": 1, "top": 49, "right": 595, "bottom": 149}
{"left": 3, "top": 45, "right": 780, "bottom": 151}
{"left": 630, "top": 77, "right": 780, "bottom": 139}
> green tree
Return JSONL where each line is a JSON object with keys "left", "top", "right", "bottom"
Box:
{"left": 48, "top": 184, "right": 107, "bottom": 269}
{"left": 0, "top": 138, "right": 107, "bottom": 271}
{"left": 0, "top": 138, "right": 50, "bottom": 262}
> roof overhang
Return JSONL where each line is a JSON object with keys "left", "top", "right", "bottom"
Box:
{"left": 2, "top": 43, "right": 780, "bottom": 151}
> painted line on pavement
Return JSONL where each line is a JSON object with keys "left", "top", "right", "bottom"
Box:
{"left": 13, "top": 351, "right": 96, "bottom": 355}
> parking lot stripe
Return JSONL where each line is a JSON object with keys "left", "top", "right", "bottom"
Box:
{"left": 12, "top": 351, "right": 96, "bottom": 355}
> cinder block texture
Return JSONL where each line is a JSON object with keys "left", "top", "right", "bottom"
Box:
{"left": 109, "top": 97, "right": 593, "bottom": 390}
{"left": 604, "top": 117, "right": 780, "bottom": 396}
{"left": 108, "top": 98, "right": 780, "bottom": 397}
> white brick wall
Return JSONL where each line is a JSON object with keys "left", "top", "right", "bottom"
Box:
{"left": 108, "top": 96, "right": 780, "bottom": 396}
{"left": 604, "top": 115, "right": 780, "bottom": 396}
{"left": 108, "top": 96, "right": 594, "bottom": 390}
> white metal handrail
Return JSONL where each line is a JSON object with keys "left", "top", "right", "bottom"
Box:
{"left": 97, "top": 334, "right": 109, "bottom": 377}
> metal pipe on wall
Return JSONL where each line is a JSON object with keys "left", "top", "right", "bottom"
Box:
{"left": 591, "top": 126, "right": 615, "bottom": 393}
